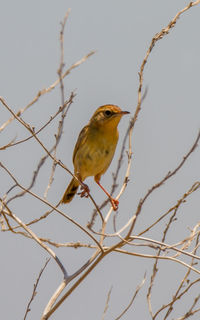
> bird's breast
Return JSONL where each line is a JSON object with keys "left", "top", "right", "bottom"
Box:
{"left": 74, "top": 128, "right": 118, "bottom": 180}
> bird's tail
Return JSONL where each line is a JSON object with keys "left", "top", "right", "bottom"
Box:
{"left": 61, "top": 177, "right": 79, "bottom": 203}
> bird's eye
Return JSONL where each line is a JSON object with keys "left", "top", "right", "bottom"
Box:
{"left": 104, "top": 110, "right": 112, "bottom": 117}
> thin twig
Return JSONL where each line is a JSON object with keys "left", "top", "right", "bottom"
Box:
{"left": 127, "top": 130, "right": 200, "bottom": 238}
{"left": 102, "top": 287, "right": 112, "bottom": 320}
{"left": 0, "top": 162, "right": 104, "bottom": 252}
{"left": 6, "top": 93, "right": 75, "bottom": 204}
{"left": 176, "top": 295, "right": 200, "bottom": 320}
{"left": 0, "top": 96, "right": 104, "bottom": 224}
{"left": 138, "top": 182, "right": 200, "bottom": 236}
{"left": 2, "top": 200, "right": 68, "bottom": 278}
{"left": 24, "top": 259, "right": 50, "bottom": 320}
{"left": 115, "top": 274, "right": 146, "bottom": 320}
{"left": 44, "top": 9, "right": 70, "bottom": 199}
{"left": 0, "top": 96, "right": 74, "bottom": 150}
{"left": 0, "top": 136, "right": 16, "bottom": 150}
{"left": 0, "top": 51, "right": 95, "bottom": 133}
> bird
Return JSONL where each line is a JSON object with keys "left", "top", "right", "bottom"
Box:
{"left": 61, "top": 104, "right": 129, "bottom": 210}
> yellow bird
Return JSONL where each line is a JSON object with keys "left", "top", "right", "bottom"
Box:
{"left": 61, "top": 104, "right": 129, "bottom": 210}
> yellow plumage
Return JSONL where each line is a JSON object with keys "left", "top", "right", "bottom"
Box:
{"left": 61, "top": 104, "right": 129, "bottom": 210}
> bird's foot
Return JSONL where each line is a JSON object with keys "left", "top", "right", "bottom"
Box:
{"left": 110, "top": 198, "right": 119, "bottom": 211}
{"left": 78, "top": 183, "right": 90, "bottom": 198}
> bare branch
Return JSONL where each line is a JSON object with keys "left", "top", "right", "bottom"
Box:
{"left": 23, "top": 259, "right": 50, "bottom": 320}
{"left": 176, "top": 294, "right": 200, "bottom": 320}
{"left": 115, "top": 274, "right": 146, "bottom": 320}
{"left": 102, "top": 287, "right": 112, "bottom": 320}
{"left": 44, "top": 9, "right": 70, "bottom": 199}
{"left": 2, "top": 200, "right": 68, "bottom": 278}
{"left": 0, "top": 162, "right": 104, "bottom": 252}
{"left": 139, "top": 182, "right": 200, "bottom": 236}
{"left": 127, "top": 130, "right": 200, "bottom": 237}
{"left": 1, "top": 94, "right": 75, "bottom": 150}
{"left": 0, "top": 51, "right": 95, "bottom": 133}
{"left": 0, "top": 136, "right": 16, "bottom": 150}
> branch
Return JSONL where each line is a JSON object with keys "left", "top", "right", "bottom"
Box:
{"left": 0, "top": 96, "right": 105, "bottom": 224}
{"left": 0, "top": 50, "right": 95, "bottom": 133}
{"left": 24, "top": 259, "right": 50, "bottom": 320}
{"left": 102, "top": 287, "right": 112, "bottom": 320}
{"left": 126, "top": 130, "right": 200, "bottom": 237}
{"left": 115, "top": 274, "right": 146, "bottom": 320}
{"left": 0, "top": 162, "right": 104, "bottom": 252}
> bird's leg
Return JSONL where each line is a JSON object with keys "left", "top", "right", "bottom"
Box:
{"left": 95, "top": 180, "right": 119, "bottom": 211}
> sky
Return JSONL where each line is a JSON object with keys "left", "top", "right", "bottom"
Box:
{"left": 1, "top": 1, "right": 200, "bottom": 319}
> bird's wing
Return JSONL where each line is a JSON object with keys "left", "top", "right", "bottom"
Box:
{"left": 72, "top": 125, "right": 89, "bottom": 164}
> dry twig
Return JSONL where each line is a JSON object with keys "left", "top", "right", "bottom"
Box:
{"left": 115, "top": 275, "right": 146, "bottom": 320}
{"left": 24, "top": 259, "right": 50, "bottom": 320}
{"left": 102, "top": 287, "right": 112, "bottom": 320}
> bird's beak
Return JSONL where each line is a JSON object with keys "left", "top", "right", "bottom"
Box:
{"left": 120, "top": 111, "right": 130, "bottom": 115}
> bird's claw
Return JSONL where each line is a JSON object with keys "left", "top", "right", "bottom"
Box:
{"left": 78, "top": 183, "right": 90, "bottom": 198}
{"left": 110, "top": 198, "right": 119, "bottom": 211}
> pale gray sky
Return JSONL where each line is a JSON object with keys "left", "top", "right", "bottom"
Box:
{"left": 1, "top": 1, "right": 200, "bottom": 319}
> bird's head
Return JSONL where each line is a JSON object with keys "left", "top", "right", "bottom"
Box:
{"left": 89, "top": 105, "right": 129, "bottom": 130}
